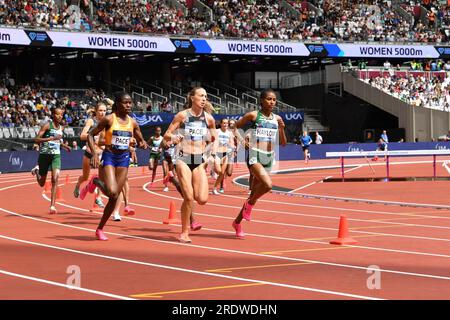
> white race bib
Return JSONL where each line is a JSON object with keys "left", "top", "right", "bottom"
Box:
{"left": 112, "top": 135, "right": 131, "bottom": 150}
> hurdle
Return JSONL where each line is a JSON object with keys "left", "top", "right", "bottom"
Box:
{"left": 326, "top": 149, "right": 450, "bottom": 180}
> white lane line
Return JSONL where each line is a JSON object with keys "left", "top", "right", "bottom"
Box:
{"left": 443, "top": 161, "right": 450, "bottom": 175}
{"left": 2, "top": 203, "right": 450, "bottom": 285}
{"left": 3, "top": 171, "right": 450, "bottom": 283}
{"left": 0, "top": 234, "right": 381, "bottom": 300}
{"left": 0, "top": 268, "right": 135, "bottom": 300}
{"left": 288, "top": 166, "right": 363, "bottom": 193}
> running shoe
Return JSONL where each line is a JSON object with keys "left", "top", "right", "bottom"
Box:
{"left": 163, "top": 186, "right": 169, "bottom": 192}
{"left": 112, "top": 212, "right": 122, "bottom": 221}
{"left": 219, "top": 188, "right": 224, "bottom": 194}
{"left": 212, "top": 189, "right": 220, "bottom": 195}
{"left": 95, "top": 197, "right": 105, "bottom": 208}
{"left": 242, "top": 201, "right": 254, "bottom": 221}
{"left": 163, "top": 171, "right": 174, "bottom": 185}
{"left": 95, "top": 229, "right": 108, "bottom": 241}
{"left": 178, "top": 235, "right": 192, "bottom": 243}
{"left": 123, "top": 206, "right": 135, "bottom": 216}
{"left": 232, "top": 221, "right": 245, "bottom": 238}
{"left": 73, "top": 184, "right": 80, "bottom": 198}
{"left": 49, "top": 206, "right": 57, "bottom": 215}
{"left": 31, "top": 165, "right": 39, "bottom": 176}
{"left": 190, "top": 221, "right": 202, "bottom": 231}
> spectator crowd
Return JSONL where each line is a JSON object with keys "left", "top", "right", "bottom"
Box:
{"left": 1, "top": 0, "right": 450, "bottom": 42}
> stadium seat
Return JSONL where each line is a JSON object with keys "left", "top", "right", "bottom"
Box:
{"left": 2, "top": 128, "right": 10, "bottom": 139}
{"left": 0, "top": 129, "right": 3, "bottom": 139}
{"left": 64, "top": 127, "right": 75, "bottom": 137}
{"left": 15, "top": 127, "right": 24, "bottom": 139}
{"left": 9, "top": 128, "right": 17, "bottom": 138}
{"left": 28, "top": 127, "right": 36, "bottom": 138}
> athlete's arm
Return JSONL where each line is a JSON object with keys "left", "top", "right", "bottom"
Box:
{"left": 132, "top": 119, "right": 148, "bottom": 149}
{"left": 88, "top": 116, "right": 111, "bottom": 168}
{"left": 34, "top": 122, "right": 55, "bottom": 144}
{"left": 236, "top": 111, "right": 256, "bottom": 129}
{"left": 205, "top": 113, "right": 221, "bottom": 172}
{"left": 164, "top": 112, "right": 184, "bottom": 144}
{"left": 277, "top": 115, "right": 287, "bottom": 146}
{"left": 80, "top": 118, "right": 94, "bottom": 141}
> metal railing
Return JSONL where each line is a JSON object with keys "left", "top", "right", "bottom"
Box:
{"left": 203, "top": 83, "right": 220, "bottom": 96}
{"left": 169, "top": 92, "right": 187, "bottom": 106}
{"left": 224, "top": 92, "right": 240, "bottom": 105}
{"left": 137, "top": 80, "right": 164, "bottom": 95}
{"left": 212, "top": 81, "right": 238, "bottom": 95}
{"left": 207, "top": 92, "right": 222, "bottom": 106}
{"left": 277, "top": 101, "right": 297, "bottom": 112}
{"left": 150, "top": 92, "right": 167, "bottom": 105}
{"left": 130, "top": 83, "right": 144, "bottom": 95}
{"left": 103, "top": 80, "right": 125, "bottom": 92}
{"left": 132, "top": 92, "right": 150, "bottom": 103}
{"left": 226, "top": 102, "right": 245, "bottom": 114}
{"left": 156, "top": 80, "right": 181, "bottom": 95}
{"left": 242, "top": 92, "right": 258, "bottom": 105}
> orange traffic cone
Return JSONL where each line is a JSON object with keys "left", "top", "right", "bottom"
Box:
{"left": 90, "top": 199, "right": 103, "bottom": 212}
{"left": 329, "top": 215, "right": 357, "bottom": 245}
{"left": 163, "top": 201, "right": 181, "bottom": 224}
{"left": 44, "top": 181, "right": 51, "bottom": 193}
{"left": 65, "top": 174, "right": 70, "bottom": 185}
{"left": 55, "top": 186, "right": 65, "bottom": 202}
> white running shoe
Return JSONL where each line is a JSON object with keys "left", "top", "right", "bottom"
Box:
{"left": 112, "top": 212, "right": 122, "bottom": 221}
{"left": 163, "top": 187, "right": 169, "bottom": 192}
{"left": 31, "top": 165, "right": 39, "bottom": 176}
{"left": 213, "top": 189, "right": 220, "bottom": 195}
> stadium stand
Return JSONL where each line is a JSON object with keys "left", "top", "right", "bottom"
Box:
{"left": 1, "top": 0, "right": 447, "bottom": 42}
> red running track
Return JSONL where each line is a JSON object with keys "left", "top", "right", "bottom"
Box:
{"left": 1, "top": 157, "right": 450, "bottom": 300}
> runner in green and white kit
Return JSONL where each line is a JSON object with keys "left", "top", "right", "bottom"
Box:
{"left": 147, "top": 126, "right": 163, "bottom": 187}
{"left": 232, "top": 89, "right": 287, "bottom": 238}
{"left": 31, "top": 107, "right": 71, "bottom": 214}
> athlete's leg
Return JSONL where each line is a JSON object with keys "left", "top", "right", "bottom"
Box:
{"left": 49, "top": 160, "right": 61, "bottom": 214}
{"left": 234, "top": 163, "right": 271, "bottom": 224}
{"left": 74, "top": 156, "right": 91, "bottom": 198}
{"left": 175, "top": 161, "right": 194, "bottom": 242}
{"left": 95, "top": 165, "right": 128, "bottom": 230}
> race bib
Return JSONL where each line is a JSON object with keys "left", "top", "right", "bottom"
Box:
{"left": 111, "top": 130, "right": 132, "bottom": 150}
{"left": 151, "top": 146, "right": 159, "bottom": 153}
{"left": 255, "top": 128, "right": 277, "bottom": 142}
{"left": 185, "top": 122, "right": 207, "bottom": 141}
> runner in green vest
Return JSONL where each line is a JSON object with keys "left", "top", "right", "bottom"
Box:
{"left": 31, "top": 107, "right": 71, "bottom": 214}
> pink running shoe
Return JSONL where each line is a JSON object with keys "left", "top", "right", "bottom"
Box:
{"left": 95, "top": 229, "right": 108, "bottom": 241}
{"left": 88, "top": 176, "right": 98, "bottom": 193}
{"left": 79, "top": 184, "right": 89, "bottom": 200}
{"left": 190, "top": 221, "right": 202, "bottom": 231}
{"left": 123, "top": 206, "right": 135, "bottom": 216}
{"left": 163, "top": 171, "right": 174, "bottom": 185}
{"left": 232, "top": 221, "right": 245, "bottom": 238}
{"left": 242, "top": 201, "right": 254, "bottom": 221}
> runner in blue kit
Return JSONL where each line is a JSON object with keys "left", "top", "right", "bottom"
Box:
{"left": 232, "top": 89, "right": 287, "bottom": 238}
{"left": 83, "top": 92, "right": 148, "bottom": 240}
{"left": 300, "top": 130, "right": 312, "bottom": 164}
